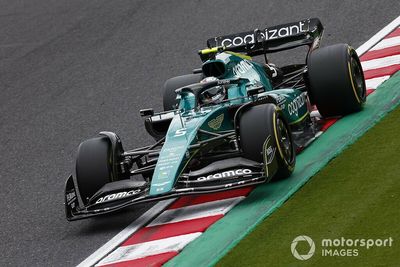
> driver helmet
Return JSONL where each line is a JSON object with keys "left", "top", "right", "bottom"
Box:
{"left": 199, "top": 76, "right": 226, "bottom": 105}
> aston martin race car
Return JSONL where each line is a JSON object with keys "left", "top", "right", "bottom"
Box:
{"left": 65, "top": 18, "right": 366, "bottom": 220}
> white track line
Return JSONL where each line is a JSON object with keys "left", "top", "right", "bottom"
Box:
{"left": 365, "top": 76, "right": 391, "bottom": 89}
{"left": 361, "top": 55, "right": 400, "bottom": 70}
{"left": 148, "top": 197, "right": 244, "bottom": 227}
{"left": 95, "top": 233, "right": 201, "bottom": 266}
{"left": 76, "top": 199, "right": 175, "bottom": 267}
{"left": 370, "top": 36, "right": 400, "bottom": 51}
{"left": 356, "top": 15, "right": 400, "bottom": 56}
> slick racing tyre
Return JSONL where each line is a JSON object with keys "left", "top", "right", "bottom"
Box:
{"left": 75, "top": 136, "right": 113, "bottom": 204}
{"left": 307, "top": 44, "right": 366, "bottom": 117}
{"left": 163, "top": 73, "right": 202, "bottom": 111}
{"left": 239, "top": 104, "right": 295, "bottom": 180}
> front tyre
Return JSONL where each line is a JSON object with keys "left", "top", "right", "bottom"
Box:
{"left": 75, "top": 136, "right": 113, "bottom": 204}
{"left": 239, "top": 104, "right": 295, "bottom": 180}
{"left": 307, "top": 44, "right": 366, "bottom": 117}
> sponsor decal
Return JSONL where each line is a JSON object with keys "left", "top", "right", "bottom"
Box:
{"left": 208, "top": 113, "right": 224, "bottom": 130}
{"left": 287, "top": 93, "right": 307, "bottom": 117}
{"left": 66, "top": 191, "right": 76, "bottom": 204}
{"left": 174, "top": 128, "right": 187, "bottom": 137}
{"left": 152, "top": 181, "right": 171, "bottom": 187}
{"left": 197, "top": 169, "right": 252, "bottom": 181}
{"left": 95, "top": 189, "right": 141, "bottom": 204}
{"left": 275, "top": 95, "right": 286, "bottom": 109}
{"left": 217, "top": 79, "right": 231, "bottom": 85}
{"left": 263, "top": 135, "right": 276, "bottom": 178}
{"left": 66, "top": 191, "right": 77, "bottom": 209}
{"left": 232, "top": 59, "right": 253, "bottom": 76}
{"left": 159, "top": 165, "right": 173, "bottom": 171}
{"left": 220, "top": 21, "right": 307, "bottom": 48}
{"left": 266, "top": 145, "right": 276, "bottom": 163}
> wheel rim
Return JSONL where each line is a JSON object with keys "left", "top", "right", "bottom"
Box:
{"left": 350, "top": 56, "right": 366, "bottom": 101}
{"left": 276, "top": 118, "right": 293, "bottom": 163}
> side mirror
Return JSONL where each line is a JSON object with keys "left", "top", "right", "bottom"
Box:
{"left": 139, "top": 108, "right": 154, "bottom": 117}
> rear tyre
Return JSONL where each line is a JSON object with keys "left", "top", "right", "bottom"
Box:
{"left": 239, "top": 104, "right": 295, "bottom": 180}
{"left": 163, "top": 74, "right": 202, "bottom": 111}
{"left": 307, "top": 44, "right": 366, "bottom": 117}
{"left": 75, "top": 136, "right": 113, "bottom": 204}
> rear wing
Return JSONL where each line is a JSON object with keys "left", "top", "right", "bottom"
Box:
{"left": 205, "top": 18, "right": 323, "bottom": 57}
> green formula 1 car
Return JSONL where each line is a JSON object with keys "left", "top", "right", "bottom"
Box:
{"left": 65, "top": 18, "right": 366, "bottom": 220}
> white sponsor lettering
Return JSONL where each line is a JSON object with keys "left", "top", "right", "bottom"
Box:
{"left": 66, "top": 192, "right": 76, "bottom": 203}
{"left": 95, "top": 189, "right": 141, "bottom": 204}
{"left": 221, "top": 22, "right": 306, "bottom": 48}
{"left": 266, "top": 146, "right": 274, "bottom": 159}
{"left": 217, "top": 79, "right": 231, "bottom": 85}
{"left": 233, "top": 60, "right": 253, "bottom": 76}
{"left": 197, "top": 169, "right": 252, "bottom": 181}
{"left": 174, "top": 128, "right": 187, "bottom": 137}
{"left": 268, "top": 29, "right": 278, "bottom": 39}
{"left": 288, "top": 93, "right": 307, "bottom": 117}
{"left": 222, "top": 33, "right": 255, "bottom": 47}
{"left": 263, "top": 135, "right": 276, "bottom": 179}
{"left": 153, "top": 181, "right": 171, "bottom": 187}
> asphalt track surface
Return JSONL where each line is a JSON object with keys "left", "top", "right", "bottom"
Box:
{"left": 0, "top": 1, "right": 399, "bottom": 266}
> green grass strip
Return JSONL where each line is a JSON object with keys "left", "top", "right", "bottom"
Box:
{"left": 165, "top": 72, "right": 400, "bottom": 267}
{"left": 218, "top": 96, "right": 400, "bottom": 267}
